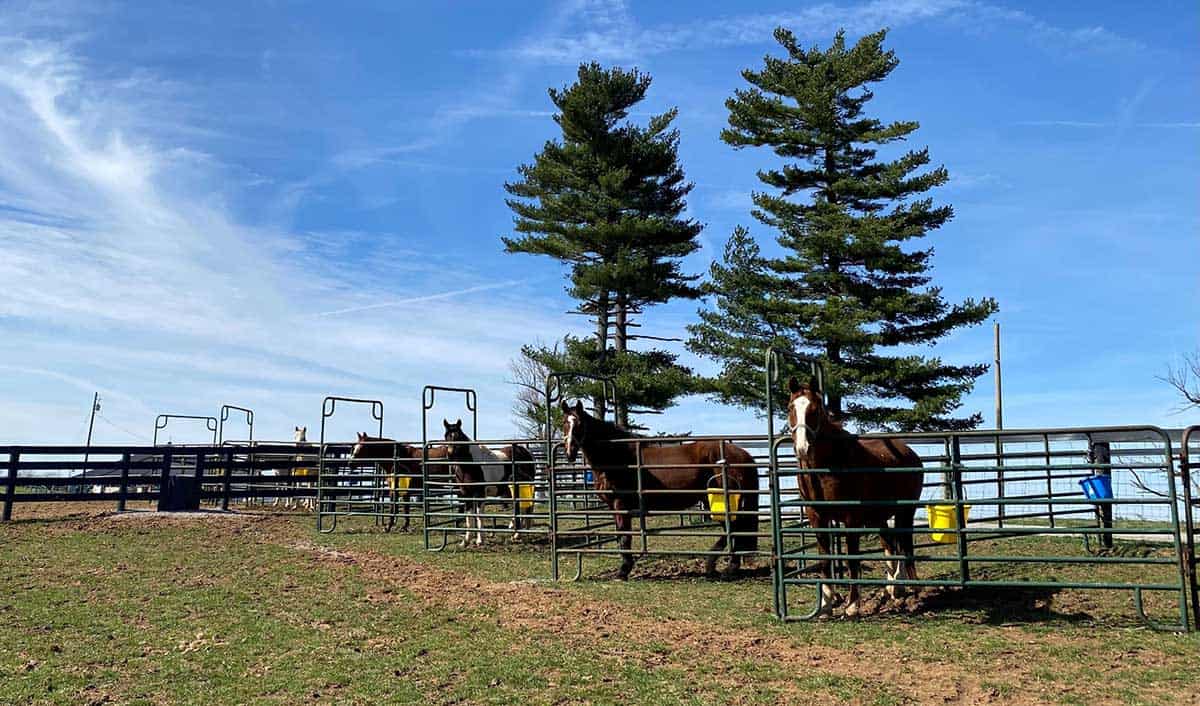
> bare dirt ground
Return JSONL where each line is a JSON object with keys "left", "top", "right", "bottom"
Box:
{"left": 7, "top": 504, "right": 1198, "bottom": 705}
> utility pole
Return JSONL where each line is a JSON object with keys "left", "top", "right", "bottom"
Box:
{"left": 82, "top": 393, "right": 101, "bottom": 487}
{"left": 994, "top": 323, "right": 1003, "bottom": 430}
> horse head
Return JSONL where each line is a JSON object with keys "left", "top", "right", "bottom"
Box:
{"left": 787, "top": 376, "right": 826, "bottom": 459}
{"left": 350, "top": 431, "right": 378, "bottom": 460}
{"left": 442, "top": 419, "right": 471, "bottom": 462}
{"left": 559, "top": 399, "right": 588, "bottom": 463}
{"left": 294, "top": 426, "right": 307, "bottom": 443}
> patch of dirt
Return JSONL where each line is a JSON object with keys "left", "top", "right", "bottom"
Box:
{"left": 14, "top": 510, "right": 1193, "bottom": 705}
{"left": 272, "top": 537, "right": 1082, "bottom": 705}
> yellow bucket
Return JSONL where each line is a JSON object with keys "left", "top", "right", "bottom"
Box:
{"left": 509, "top": 483, "right": 535, "bottom": 511}
{"left": 393, "top": 475, "right": 411, "bottom": 492}
{"left": 708, "top": 489, "right": 741, "bottom": 521}
{"left": 926, "top": 504, "right": 970, "bottom": 543}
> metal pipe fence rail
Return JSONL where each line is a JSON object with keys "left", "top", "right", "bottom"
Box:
{"left": 421, "top": 437, "right": 551, "bottom": 553}
{"left": 548, "top": 433, "right": 775, "bottom": 582}
{"left": 1180, "top": 425, "right": 1200, "bottom": 629}
{"left": 768, "top": 425, "right": 1192, "bottom": 631}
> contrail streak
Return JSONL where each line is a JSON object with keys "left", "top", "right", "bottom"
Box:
{"left": 313, "top": 280, "right": 523, "bottom": 317}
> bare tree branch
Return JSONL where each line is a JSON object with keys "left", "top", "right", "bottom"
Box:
{"left": 1160, "top": 349, "right": 1200, "bottom": 411}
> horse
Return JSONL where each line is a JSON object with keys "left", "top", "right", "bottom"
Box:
{"left": 558, "top": 400, "right": 760, "bottom": 580}
{"left": 350, "top": 432, "right": 443, "bottom": 532}
{"left": 274, "top": 426, "right": 317, "bottom": 511}
{"left": 786, "top": 376, "right": 925, "bottom": 617}
{"left": 442, "top": 419, "right": 536, "bottom": 547}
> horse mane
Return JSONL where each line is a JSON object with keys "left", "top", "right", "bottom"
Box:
{"left": 581, "top": 413, "right": 645, "bottom": 442}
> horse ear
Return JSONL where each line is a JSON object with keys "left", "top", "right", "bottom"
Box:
{"left": 559, "top": 399, "right": 571, "bottom": 413}
{"left": 455, "top": 418, "right": 462, "bottom": 428}
{"left": 574, "top": 400, "right": 585, "bottom": 416}
{"left": 356, "top": 431, "right": 365, "bottom": 441}
{"left": 442, "top": 419, "right": 451, "bottom": 430}
{"left": 787, "top": 376, "right": 801, "bottom": 394}
{"left": 294, "top": 426, "right": 300, "bottom": 432}
{"left": 808, "top": 376, "right": 820, "bottom": 393}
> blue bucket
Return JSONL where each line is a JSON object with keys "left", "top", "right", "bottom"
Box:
{"left": 584, "top": 469, "right": 594, "bottom": 485}
{"left": 1079, "top": 475, "right": 1113, "bottom": 500}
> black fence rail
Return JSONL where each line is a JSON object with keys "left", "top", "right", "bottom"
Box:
{"left": 0, "top": 443, "right": 326, "bottom": 519}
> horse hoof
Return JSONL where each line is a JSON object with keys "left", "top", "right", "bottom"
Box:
{"left": 844, "top": 602, "right": 861, "bottom": 619}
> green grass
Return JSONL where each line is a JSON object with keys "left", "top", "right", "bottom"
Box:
{"left": 1, "top": 508, "right": 1198, "bottom": 705}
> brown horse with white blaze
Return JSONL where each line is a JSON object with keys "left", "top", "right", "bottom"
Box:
{"left": 787, "top": 376, "right": 925, "bottom": 617}
{"left": 559, "top": 400, "right": 759, "bottom": 580}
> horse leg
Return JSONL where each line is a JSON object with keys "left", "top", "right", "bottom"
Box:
{"left": 460, "top": 497, "right": 473, "bottom": 548}
{"left": 400, "top": 491, "right": 411, "bottom": 532}
{"left": 474, "top": 498, "right": 484, "bottom": 546}
{"left": 896, "top": 504, "right": 918, "bottom": 585}
{"left": 844, "top": 530, "right": 862, "bottom": 618}
{"left": 705, "top": 535, "right": 726, "bottom": 579}
{"left": 878, "top": 519, "right": 903, "bottom": 600}
{"left": 615, "top": 503, "right": 635, "bottom": 580}
{"left": 809, "top": 511, "right": 841, "bottom": 612}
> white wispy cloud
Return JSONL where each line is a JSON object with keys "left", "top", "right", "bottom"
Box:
{"left": 0, "top": 32, "right": 578, "bottom": 443}
{"left": 471, "top": 0, "right": 1142, "bottom": 66}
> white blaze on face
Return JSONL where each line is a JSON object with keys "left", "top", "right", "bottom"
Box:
{"left": 791, "top": 396, "right": 811, "bottom": 458}
{"left": 564, "top": 415, "right": 576, "bottom": 458}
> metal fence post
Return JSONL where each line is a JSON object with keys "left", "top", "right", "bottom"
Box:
{"left": 156, "top": 451, "right": 173, "bottom": 511}
{"left": 951, "top": 436, "right": 970, "bottom": 585}
{"left": 221, "top": 448, "right": 234, "bottom": 511}
{"left": 117, "top": 452, "right": 131, "bottom": 512}
{"left": 2, "top": 449, "right": 19, "bottom": 521}
{"left": 1091, "top": 441, "right": 1113, "bottom": 549}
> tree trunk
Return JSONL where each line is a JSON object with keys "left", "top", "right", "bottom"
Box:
{"left": 614, "top": 293, "right": 629, "bottom": 428}
{"left": 826, "top": 341, "right": 843, "bottom": 421}
{"left": 595, "top": 291, "right": 610, "bottom": 420}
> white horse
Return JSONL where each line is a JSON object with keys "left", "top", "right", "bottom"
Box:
{"left": 272, "top": 426, "right": 315, "bottom": 511}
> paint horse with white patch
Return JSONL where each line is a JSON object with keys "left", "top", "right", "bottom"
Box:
{"left": 442, "top": 419, "right": 536, "bottom": 546}
{"left": 787, "top": 376, "right": 925, "bottom": 617}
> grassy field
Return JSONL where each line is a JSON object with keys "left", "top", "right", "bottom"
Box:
{"left": 1, "top": 503, "right": 1198, "bottom": 705}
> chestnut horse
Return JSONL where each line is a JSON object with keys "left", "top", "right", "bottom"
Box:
{"left": 350, "top": 433, "right": 445, "bottom": 532}
{"left": 787, "top": 376, "right": 924, "bottom": 617}
{"left": 559, "top": 400, "right": 759, "bottom": 580}
{"left": 442, "top": 419, "right": 537, "bottom": 546}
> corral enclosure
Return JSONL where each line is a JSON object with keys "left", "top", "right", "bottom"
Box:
{"left": 4, "top": 409, "right": 1199, "bottom": 631}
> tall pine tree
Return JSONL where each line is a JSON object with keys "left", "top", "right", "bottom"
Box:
{"left": 688, "top": 29, "right": 998, "bottom": 431}
{"left": 504, "top": 63, "right": 703, "bottom": 429}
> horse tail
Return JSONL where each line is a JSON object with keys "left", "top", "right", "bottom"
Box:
{"left": 510, "top": 445, "right": 536, "bottom": 483}
{"left": 725, "top": 442, "right": 760, "bottom": 553}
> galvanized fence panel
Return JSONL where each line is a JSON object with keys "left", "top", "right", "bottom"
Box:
{"left": 548, "top": 434, "right": 774, "bottom": 581}
{"left": 421, "top": 437, "right": 551, "bottom": 554}
{"left": 769, "top": 426, "right": 1191, "bottom": 630}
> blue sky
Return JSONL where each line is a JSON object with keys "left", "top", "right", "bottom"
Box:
{"left": 0, "top": 0, "right": 1196, "bottom": 444}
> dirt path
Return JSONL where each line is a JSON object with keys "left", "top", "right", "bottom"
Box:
{"left": 269, "top": 535, "right": 1059, "bottom": 704}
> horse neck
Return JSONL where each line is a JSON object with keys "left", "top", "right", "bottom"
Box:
{"left": 579, "top": 421, "right": 638, "bottom": 469}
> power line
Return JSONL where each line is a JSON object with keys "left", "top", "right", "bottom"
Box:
{"left": 97, "top": 413, "right": 153, "bottom": 443}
